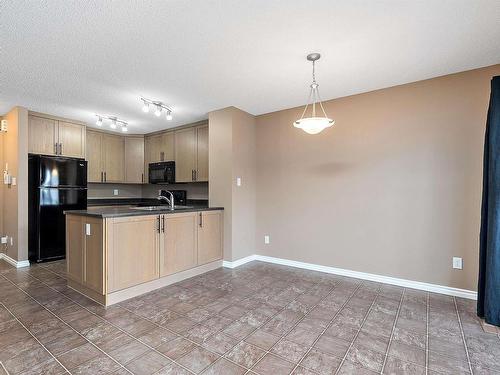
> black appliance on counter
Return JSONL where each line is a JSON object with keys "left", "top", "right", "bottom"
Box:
{"left": 28, "top": 155, "right": 87, "bottom": 263}
{"left": 149, "top": 161, "right": 175, "bottom": 184}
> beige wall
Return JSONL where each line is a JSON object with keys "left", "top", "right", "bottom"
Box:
{"left": 1, "top": 107, "right": 29, "bottom": 261}
{"left": 209, "top": 107, "right": 256, "bottom": 261}
{"left": 255, "top": 65, "right": 500, "bottom": 291}
{"left": 0, "top": 118, "right": 4, "bottom": 248}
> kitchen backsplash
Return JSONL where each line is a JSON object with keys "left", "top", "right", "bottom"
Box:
{"left": 88, "top": 182, "right": 209, "bottom": 200}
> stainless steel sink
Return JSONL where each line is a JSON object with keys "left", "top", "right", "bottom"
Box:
{"left": 131, "top": 205, "right": 194, "bottom": 211}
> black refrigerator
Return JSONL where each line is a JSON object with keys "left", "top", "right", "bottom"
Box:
{"left": 29, "top": 155, "right": 87, "bottom": 263}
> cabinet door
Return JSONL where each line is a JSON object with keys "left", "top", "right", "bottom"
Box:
{"left": 144, "top": 134, "right": 162, "bottom": 182}
{"left": 28, "top": 115, "right": 57, "bottom": 155}
{"left": 196, "top": 125, "right": 209, "bottom": 182}
{"left": 125, "top": 137, "right": 145, "bottom": 183}
{"left": 103, "top": 134, "right": 125, "bottom": 182}
{"left": 58, "top": 121, "right": 86, "bottom": 158}
{"left": 161, "top": 132, "right": 175, "bottom": 161}
{"left": 161, "top": 213, "right": 197, "bottom": 276}
{"left": 107, "top": 216, "right": 159, "bottom": 292}
{"left": 86, "top": 130, "right": 103, "bottom": 182}
{"left": 174, "top": 127, "right": 197, "bottom": 182}
{"left": 197, "top": 211, "right": 223, "bottom": 265}
{"left": 66, "top": 215, "right": 84, "bottom": 283}
{"left": 83, "top": 217, "right": 104, "bottom": 294}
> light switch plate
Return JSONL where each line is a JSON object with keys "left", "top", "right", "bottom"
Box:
{"left": 452, "top": 257, "right": 463, "bottom": 270}
{"left": 86, "top": 224, "right": 91, "bottom": 236}
{"left": 113, "top": 189, "right": 119, "bottom": 196}
{"left": 1, "top": 236, "right": 8, "bottom": 244}
{"left": 264, "top": 235, "right": 270, "bottom": 244}
{"left": 236, "top": 177, "right": 242, "bottom": 187}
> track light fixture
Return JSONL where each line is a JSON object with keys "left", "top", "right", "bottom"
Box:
{"left": 95, "top": 114, "right": 128, "bottom": 132}
{"left": 140, "top": 97, "right": 173, "bottom": 121}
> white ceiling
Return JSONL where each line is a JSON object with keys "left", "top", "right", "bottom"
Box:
{"left": 1, "top": 0, "right": 499, "bottom": 134}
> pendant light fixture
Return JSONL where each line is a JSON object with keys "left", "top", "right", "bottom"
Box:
{"left": 293, "top": 53, "right": 334, "bottom": 135}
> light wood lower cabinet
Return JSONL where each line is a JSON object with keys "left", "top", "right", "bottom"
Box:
{"left": 66, "top": 216, "right": 104, "bottom": 294}
{"left": 197, "top": 211, "right": 223, "bottom": 265}
{"left": 160, "top": 212, "right": 198, "bottom": 276}
{"left": 66, "top": 210, "right": 223, "bottom": 303}
{"left": 107, "top": 215, "right": 159, "bottom": 292}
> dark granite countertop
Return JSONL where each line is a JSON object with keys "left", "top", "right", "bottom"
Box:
{"left": 65, "top": 206, "right": 223, "bottom": 218}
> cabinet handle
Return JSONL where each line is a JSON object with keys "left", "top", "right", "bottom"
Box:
{"left": 191, "top": 170, "right": 195, "bottom": 181}
{"left": 54, "top": 143, "right": 58, "bottom": 154}
{"left": 161, "top": 215, "right": 165, "bottom": 233}
{"left": 194, "top": 170, "right": 197, "bottom": 181}
{"left": 104, "top": 172, "right": 107, "bottom": 182}
{"left": 59, "top": 143, "right": 63, "bottom": 155}
{"left": 141, "top": 173, "right": 144, "bottom": 183}
{"left": 199, "top": 212, "right": 203, "bottom": 228}
{"left": 157, "top": 216, "right": 160, "bottom": 233}
{"left": 160, "top": 152, "right": 164, "bottom": 161}
{"left": 101, "top": 171, "right": 103, "bottom": 182}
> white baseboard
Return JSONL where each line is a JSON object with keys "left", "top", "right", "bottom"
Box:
{"left": 223, "top": 254, "right": 477, "bottom": 300}
{"left": 222, "top": 255, "right": 257, "bottom": 269}
{"left": 0, "top": 253, "right": 30, "bottom": 268}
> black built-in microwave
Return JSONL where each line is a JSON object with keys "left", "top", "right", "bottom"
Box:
{"left": 149, "top": 161, "right": 175, "bottom": 184}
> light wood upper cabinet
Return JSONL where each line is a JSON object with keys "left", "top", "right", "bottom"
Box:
{"left": 196, "top": 125, "right": 209, "bottom": 182}
{"left": 86, "top": 130, "right": 103, "bottom": 183}
{"left": 160, "top": 212, "right": 198, "bottom": 276}
{"left": 144, "top": 132, "right": 174, "bottom": 183}
{"left": 29, "top": 116, "right": 58, "bottom": 155}
{"left": 103, "top": 134, "right": 125, "bottom": 183}
{"left": 197, "top": 211, "right": 223, "bottom": 265}
{"left": 86, "top": 129, "right": 125, "bottom": 183}
{"left": 175, "top": 127, "right": 197, "bottom": 182}
{"left": 125, "top": 137, "right": 145, "bottom": 183}
{"left": 28, "top": 115, "right": 85, "bottom": 158}
{"left": 58, "top": 121, "right": 86, "bottom": 158}
{"left": 107, "top": 215, "right": 159, "bottom": 292}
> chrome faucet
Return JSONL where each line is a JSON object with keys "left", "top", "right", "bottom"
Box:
{"left": 157, "top": 189, "right": 175, "bottom": 210}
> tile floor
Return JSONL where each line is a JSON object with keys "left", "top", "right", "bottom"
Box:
{"left": 0, "top": 259, "right": 499, "bottom": 375}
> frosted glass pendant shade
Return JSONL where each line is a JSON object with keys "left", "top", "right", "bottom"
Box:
{"left": 294, "top": 117, "right": 334, "bottom": 134}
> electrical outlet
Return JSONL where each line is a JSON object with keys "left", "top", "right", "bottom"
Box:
{"left": 10, "top": 237, "right": 13, "bottom": 246}
{"left": 86, "top": 224, "right": 91, "bottom": 236}
{"left": 1, "top": 236, "right": 8, "bottom": 244}
{"left": 113, "top": 189, "right": 119, "bottom": 196}
{"left": 236, "top": 177, "right": 242, "bottom": 187}
{"left": 264, "top": 235, "right": 270, "bottom": 244}
{"left": 453, "top": 257, "right": 463, "bottom": 270}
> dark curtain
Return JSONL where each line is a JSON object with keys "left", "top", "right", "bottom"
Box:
{"left": 478, "top": 76, "right": 500, "bottom": 326}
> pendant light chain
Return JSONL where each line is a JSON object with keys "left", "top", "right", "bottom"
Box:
{"left": 293, "top": 52, "right": 335, "bottom": 134}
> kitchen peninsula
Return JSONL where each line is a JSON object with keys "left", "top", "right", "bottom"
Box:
{"left": 65, "top": 206, "right": 223, "bottom": 306}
